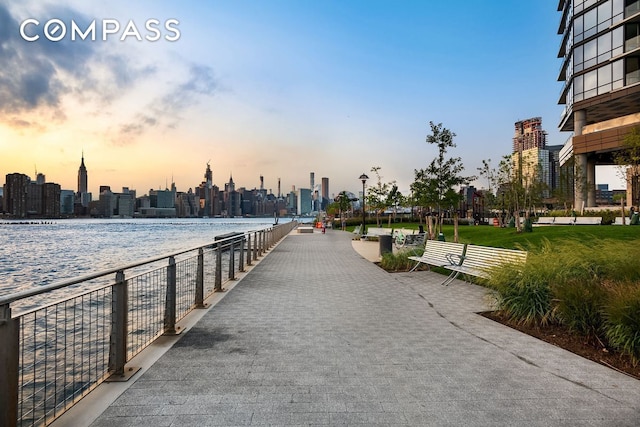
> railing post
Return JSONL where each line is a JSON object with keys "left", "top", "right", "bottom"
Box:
{"left": 164, "top": 257, "right": 177, "bottom": 335}
{"left": 246, "top": 234, "right": 252, "bottom": 266}
{"left": 260, "top": 230, "right": 265, "bottom": 256}
{"left": 195, "top": 248, "right": 205, "bottom": 308}
{"left": 253, "top": 231, "right": 258, "bottom": 259}
{"left": 239, "top": 236, "right": 245, "bottom": 272}
{"left": 214, "top": 242, "right": 223, "bottom": 292}
{"left": 229, "top": 238, "right": 235, "bottom": 280}
{"left": 0, "top": 303, "right": 19, "bottom": 427}
{"left": 109, "top": 270, "right": 128, "bottom": 378}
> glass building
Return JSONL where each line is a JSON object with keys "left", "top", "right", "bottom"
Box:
{"left": 557, "top": 0, "right": 640, "bottom": 207}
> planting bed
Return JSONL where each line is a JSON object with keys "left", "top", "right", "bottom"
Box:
{"left": 482, "top": 311, "right": 640, "bottom": 380}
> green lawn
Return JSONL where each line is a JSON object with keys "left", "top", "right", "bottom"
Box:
{"left": 439, "top": 224, "right": 640, "bottom": 250}
{"left": 350, "top": 222, "right": 640, "bottom": 250}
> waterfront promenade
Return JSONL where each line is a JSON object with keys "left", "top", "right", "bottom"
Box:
{"left": 69, "top": 228, "right": 639, "bottom": 426}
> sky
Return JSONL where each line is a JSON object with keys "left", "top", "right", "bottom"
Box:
{"left": 0, "top": 0, "right": 627, "bottom": 199}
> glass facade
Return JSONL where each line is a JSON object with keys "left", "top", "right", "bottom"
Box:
{"left": 559, "top": 0, "right": 640, "bottom": 117}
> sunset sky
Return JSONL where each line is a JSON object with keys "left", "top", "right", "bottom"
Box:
{"left": 0, "top": 0, "right": 626, "bottom": 198}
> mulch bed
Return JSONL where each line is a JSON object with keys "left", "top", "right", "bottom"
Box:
{"left": 481, "top": 311, "right": 640, "bottom": 380}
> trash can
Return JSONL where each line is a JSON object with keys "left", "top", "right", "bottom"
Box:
{"left": 379, "top": 234, "right": 393, "bottom": 255}
{"left": 437, "top": 232, "right": 445, "bottom": 242}
{"left": 632, "top": 212, "right": 639, "bottom": 225}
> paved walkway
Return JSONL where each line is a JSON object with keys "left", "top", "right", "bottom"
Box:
{"left": 90, "top": 229, "right": 640, "bottom": 426}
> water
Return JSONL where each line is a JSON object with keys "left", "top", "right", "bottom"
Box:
{"left": 0, "top": 217, "right": 283, "bottom": 297}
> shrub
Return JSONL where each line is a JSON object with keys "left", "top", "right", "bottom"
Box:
{"left": 602, "top": 281, "right": 640, "bottom": 365}
{"left": 485, "top": 247, "right": 555, "bottom": 326}
{"left": 379, "top": 250, "right": 421, "bottom": 272}
{"left": 487, "top": 271, "right": 554, "bottom": 327}
{"left": 552, "top": 279, "right": 606, "bottom": 338}
{"left": 487, "top": 239, "right": 604, "bottom": 327}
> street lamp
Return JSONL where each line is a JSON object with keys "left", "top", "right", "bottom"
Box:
{"left": 359, "top": 173, "right": 369, "bottom": 235}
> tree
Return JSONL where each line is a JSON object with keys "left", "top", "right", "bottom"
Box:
{"left": 385, "top": 184, "right": 404, "bottom": 226}
{"left": 334, "top": 190, "right": 352, "bottom": 230}
{"left": 478, "top": 158, "right": 498, "bottom": 223}
{"left": 366, "top": 166, "right": 392, "bottom": 227}
{"left": 412, "top": 122, "right": 474, "bottom": 240}
{"left": 615, "top": 126, "right": 640, "bottom": 207}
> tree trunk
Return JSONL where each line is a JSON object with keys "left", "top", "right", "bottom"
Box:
{"left": 427, "top": 214, "right": 434, "bottom": 240}
{"left": 453, "top": 213, "right": 459, "bottom": 243}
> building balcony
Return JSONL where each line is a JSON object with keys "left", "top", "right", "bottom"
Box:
{"left": 626, "top": 35, "right": 640, "bottom": 51}
{"left": 626, "top": 0, "right": 640, "bottom": 18}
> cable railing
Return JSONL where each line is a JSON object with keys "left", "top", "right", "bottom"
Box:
{"left": 0, "top": 221, "right": 297, "bottom": 427}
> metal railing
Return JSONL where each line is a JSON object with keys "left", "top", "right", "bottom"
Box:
{"left": 0, "top": 221, "right": 297, "bottom": 427}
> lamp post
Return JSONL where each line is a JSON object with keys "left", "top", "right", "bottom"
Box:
{"left": 359, "top": 173, "right": 369, "bottom": 235}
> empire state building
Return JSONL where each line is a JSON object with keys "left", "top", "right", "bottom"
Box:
{"left": 77, "top": 154, "right": 91, "bottom": 208}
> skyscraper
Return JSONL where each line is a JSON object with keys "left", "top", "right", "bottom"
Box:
{"left": 77, "top": 153, "right": 91, "bottom": 208}
{"left": 557, "top": 0, "right": 640, "bottom": 207}
{"left": 3, "top": 173, "right": 30, "bottom": 218}
{"left": 513, "top": 117, "right": 547, "bottom": 153}
{"left": 78, "top": 153, "right": 87, "bottom": 195}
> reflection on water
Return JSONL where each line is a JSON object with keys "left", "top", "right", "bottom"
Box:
{"left": 0, "top": 217, "right": 280, "bottom": 296}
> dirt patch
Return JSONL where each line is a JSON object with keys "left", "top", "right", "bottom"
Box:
{"left": 481, "top": 311, "right": 640, "bottom": 380}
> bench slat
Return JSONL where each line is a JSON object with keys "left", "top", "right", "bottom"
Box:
{"left": 440, "top": 244, "right": 527, "bottom": 285}
{"left": 409, "top": 240, "right": 466, "bottom": 270}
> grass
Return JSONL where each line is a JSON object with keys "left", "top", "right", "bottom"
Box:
{"left": 349, "top": 222, "right": 640, "bottom": 248}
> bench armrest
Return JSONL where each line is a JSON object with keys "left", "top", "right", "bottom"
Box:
{"left": 446, "top": 253, "right": 464, "bottom": 266}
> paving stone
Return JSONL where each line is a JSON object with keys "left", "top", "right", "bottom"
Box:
{"left": 91, "top": 230, "right": 640, "bottom": 426}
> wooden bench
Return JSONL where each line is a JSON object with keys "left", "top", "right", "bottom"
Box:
{"left": 574, "top": 216, "right": 602, "bottom": 225}
{"left": 408, "top": 240, "right": 466, "bottom": 272}
{"left": 297, "top": 226, "right": 314, "bottom": 233}
{"left": 441, "top": 244, "right": 527, "bottom": 286}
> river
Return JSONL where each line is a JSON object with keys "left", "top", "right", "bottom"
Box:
{"left": 0, "top": 217, "right": 287, "bottom": 297}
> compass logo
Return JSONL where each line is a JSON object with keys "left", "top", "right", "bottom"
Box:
{"left": 20, "top": 18, "right": 180, "bottom": 42}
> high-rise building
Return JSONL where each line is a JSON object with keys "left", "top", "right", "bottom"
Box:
{"left": 513, "top": 117, "right": 547, "bottom": 153}
{"left": 60, "top": 190, "right": 75, "bottom": 215}
{"left": 198, "top": 162, "right": 214, "bottom": 216}
{"left": 321, "top": 177, "right": 329, "bottom": 209}
{"left": 3, "top": 173, "right": 30, "bottom": 218}
{"left": 78, "top": 154, "right": 87, "bottom": 194}
{"left": 42, "top": 183, "right": 61, "bottom": 217}
{"left": 3, "top": 173, "right": 61, "bottom": 218}
{"left": 76, "top": 153, "right": 91, "bottom": 209}
{"left": 557, "top": 0, "right": 640, "bottom": 207}
{"left": 297, "top": 188, "right": 313, "bottom": 215}
{"left": 223, "top": 175, "right": 241, "bottom": 217}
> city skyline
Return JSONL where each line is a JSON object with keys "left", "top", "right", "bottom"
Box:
{"left": 0, "top": 1, "right": 627, "bottom": 197}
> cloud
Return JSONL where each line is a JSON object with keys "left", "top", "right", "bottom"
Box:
{"left": 0, "top": 3, "right": 157, "bottom": 128}
{"left": 113, "top": 63, "right": 219, "bottom": 144}
{"left": 0, "top": 3, "right": 91, "bottom": 118}
{"left": 0, "top": 2, "right": 219, "bottom": 143}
